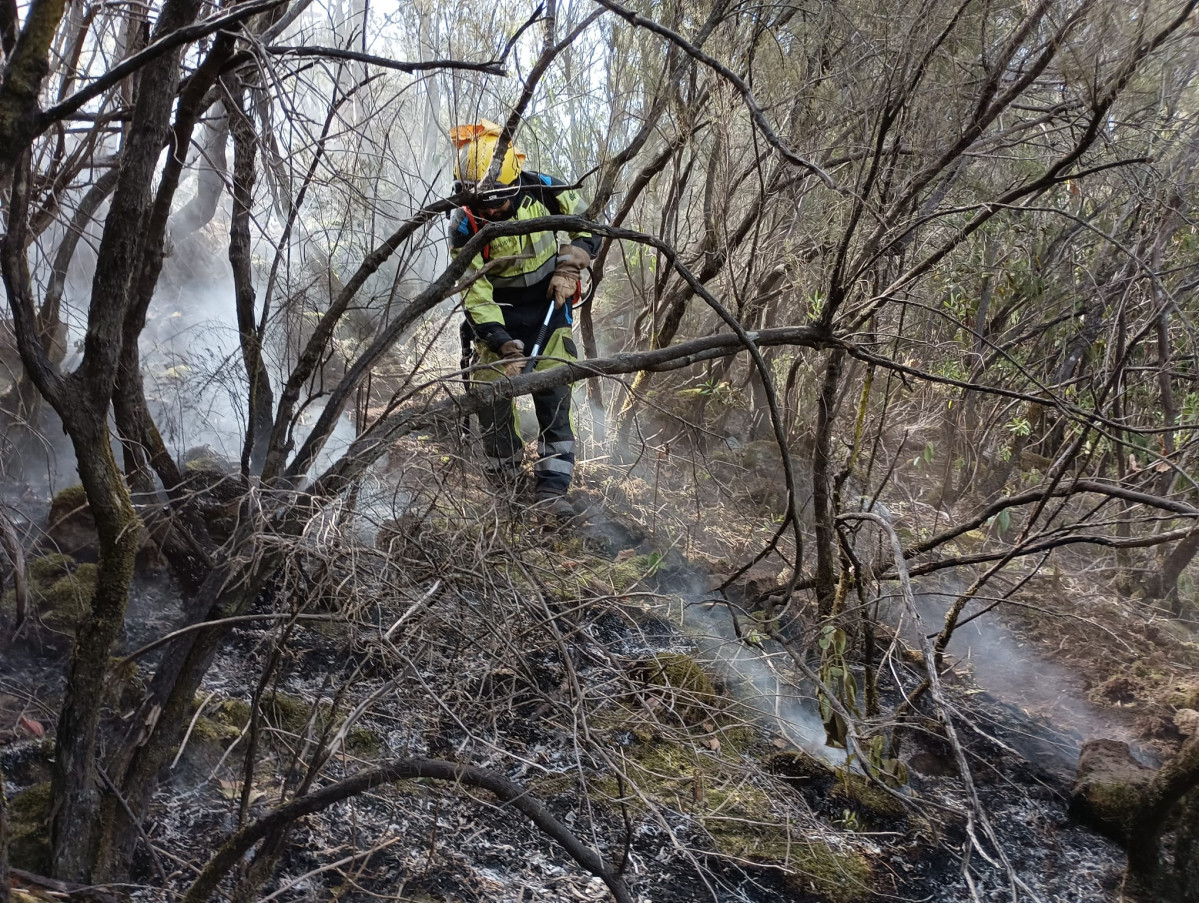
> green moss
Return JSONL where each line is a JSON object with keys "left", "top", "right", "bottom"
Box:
{"left": 184, "top": 457, "right": 227, "bottom": 473}
{"left": 193, "top": 695, "right": 315, "bottom": 746}
{"left": 26, "top": 552, "right": 75, "bottom": 584}
{"left": 609, "top": 554, "right": 662, "bottom": 592}
{"left": 1082, "top": 779, "right": 1142, "bottom": 827}
{"left": 708, "top": 811, "right": 872, "bottom": 903}
{"left": 40, "top": 563, "right": 98, "bottom": 629}
{"left": 49, "top": 484, "right": 87, "bottom": 515}
{"left": 832, "top": 772, "right": 907, "bottom": 821}
{"left": 263, "top": 692, "right": 316, "bottom": 734}
{"left": 208, "top": 693, "right": 346, "bottom": 741}
{"left": 778, "top": 840, "right": 873, "bottom": 903}
{"left": 2, "top": 556, "right": 97, "bottom": 631}
{"left": 591, "top": 735, "right": 709, "bottom": 813}
{"left": 346, "top": 727, "right": 382, "bottom": 756}
{"left": 213, "top": 698, "right": 252, "bottom": 730}
{"left": 770, "top": 749, "right": 836, "bottom": 783}
{"left": 634, "top": 653, "right": 730, "bottom": 727}
{"left": 189, "top": 714, "right": 241, "bottom": 744}
{"left": 594, "top": 735, "right": 871, "bottom": 902}
{"left": 9, "top": 781, "right": 52, "bottom": 873}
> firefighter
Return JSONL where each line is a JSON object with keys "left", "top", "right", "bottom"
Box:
{"left": 449, "top": 121, "right": 600, "bottom": 514}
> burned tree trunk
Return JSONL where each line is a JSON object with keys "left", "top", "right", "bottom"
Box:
{"left": 30, "top": 0, "right": 203, "bottom": 878}
{"left": 228, "top": 81, "right": 275, "bottom": 475}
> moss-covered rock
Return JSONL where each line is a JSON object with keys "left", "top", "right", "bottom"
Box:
{"left": 1174, "top": 790, "right": 1199, "bottom": 903}
{"left": 8, "top": 781, "right": 52, "bottom": 873}
{"left": 771, "top": 749, "right": 908, "bottom": 830}
{"left": 1070, "top": 738, "right": 1154, "bottom": 841}
{"left": 39, "top": 563, "right": 98, "bottom": 630}
{"left": 346, "top": 727, "right": 383, "bottom": 756}
{"left": 193, "top": 693, "right": 312, "bottom": 748}
{"left": 1, "top": 553, "right": 97, "bottom": 633}
{"left": 25, "top": 552, "right": 74, "bottom": 584}
{"left": 47, "top": 484, "right": 87, "bottom": 518}
{"left": 213, "top": 697, "right": 253, "bottom": 730}
{"left": 1165, "top": 681, "right": 1199, "bottom": 711}
{"left": 183, "top": 446, "right": 235, "bottom": 474}
{"left": 205, "top": 693, "right": 375, "bottom": 748}
{"left": 181, "top": 697, "right": 250, "bottom": 748}
{"left": 262, "top": 691, "right": 316, "bottom": 734}
{"left": 179, "top": 454, "right": 247, "bottom": 542}
{"left": 769, "top": 749, "right": 836, "bottom": 782}
{"left": 190, "top": 715, "right": 243, "bottom": 745}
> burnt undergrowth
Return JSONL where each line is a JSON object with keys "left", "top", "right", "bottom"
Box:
{"left": 0, "top": 459, "right": 1153, "bottom": 903}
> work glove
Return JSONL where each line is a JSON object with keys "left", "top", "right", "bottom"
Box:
{"left": 547, "top": 244, "right": 590, "bottom": 308}
{"left": 498, "top": 339, "right": 525, "bottom": 376}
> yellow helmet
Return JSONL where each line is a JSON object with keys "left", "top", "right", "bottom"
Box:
{"left": 450, "top": 120, "right": 525, "bottom": 188}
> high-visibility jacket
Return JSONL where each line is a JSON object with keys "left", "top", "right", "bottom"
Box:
{"left": 449, "top": 171, "right": 600, "bottom": 354}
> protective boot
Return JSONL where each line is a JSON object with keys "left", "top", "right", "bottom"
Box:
{"left": 532, "top": 490, "right": 578, "bottom": 521}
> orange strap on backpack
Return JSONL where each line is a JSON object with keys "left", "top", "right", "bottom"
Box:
{"left": 461, "top": 207, "right": 490, "bottom": 263}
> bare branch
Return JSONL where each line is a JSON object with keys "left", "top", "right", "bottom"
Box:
{"left": 38, "top": 0, "right": 287, "bottom": 128}
{"left": 264, "top": 45, "right": 507, "bottom": 75}
{"left": 592, "top": 0, "right": 837, "bottom": 190}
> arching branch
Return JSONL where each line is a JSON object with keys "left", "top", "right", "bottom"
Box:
{"left": 181, "top": 757, "right": 634, "bottom": 903}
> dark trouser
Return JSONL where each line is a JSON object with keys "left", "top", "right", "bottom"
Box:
{"left": 468, "top": 277, "right": 577, "bottom": 497}
{"left": 478, "top": 380, "right": 574, "bottom": 497}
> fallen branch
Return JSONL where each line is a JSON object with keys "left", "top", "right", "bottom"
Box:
{"left": 907, "top": 482, "right": 1199, "bottom": 559}
{"left": 181, "top": 757, "right": 634, "bottom": 903}
{"left": 7, "top": 867, "right": 120, "bottom": 902}
{"left": 310, "top": 322, "right": 837, "bottom": 495}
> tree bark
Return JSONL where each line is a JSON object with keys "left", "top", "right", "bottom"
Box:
{"left": 0, "top": 760, "right": 10, "bottom": 901}
{"left": 228, "top": 81, "right": 275, "bottom": 475}
{"left": 1175, "top": 791, "right": 1199, "bottom": 903}
{"left": 1144, "top": 528, "right": 1199, "bottom": 612}
{"left": 170, "top": 104, "right": 230, "bottom": 240}
{"left": 0, "top": 507, "right": 27, "bottom": 629}
{"left": 1128, "top": 734, "right": 1199, "bottom": 879}
{"left": 0, "top": 0, "right": 69, "bottom": 171}
{"left": 45, "top": 0, "right": 202, "bottom": 880}
{"left": 812, "top": 348, "right": 845, "bottom": 617}
{"left": 102, "top": 549, "right": 276, "bottom": 880}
